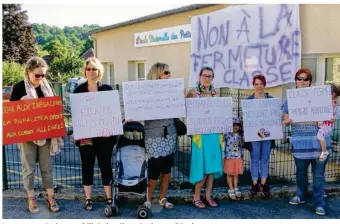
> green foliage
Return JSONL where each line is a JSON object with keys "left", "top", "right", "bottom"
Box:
{"left": 43, "top": 40, "right": 68, "bottom": 58}
{"left": 2, "top": 4, "right": 37, "bottom": 64}
{"left": 48, "top": 54, "right": 84, "bottom": 83}
{"left": 2, "top": 62, "right": 25, "bottom": 86}
{"left": 33, "top": 23, "right": 100, "bottom": 56}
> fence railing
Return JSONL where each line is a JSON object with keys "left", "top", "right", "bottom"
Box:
{"left": 3, "top": 87, "right": 340, "bottom": 190}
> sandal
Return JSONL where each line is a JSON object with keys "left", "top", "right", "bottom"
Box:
{"left": 28, "top": 196, "right": 39, "bottom": 214}
{"left": 46, "top": 195, "right": 60, "bottom": 213}
{"left": 84, "top": 199, "right": 93, "bottom": 211}
{"left": 205, "top": 197, "right": 218, "bottom": 207}
{"left": 228, "top": 189, "right": 236, "bottom": 200}
{"left": 234, "top": 188, "right": 242, "bottom": 198}
{"left": 106, "top": 198, "right": 113, "bottom": 206}
{"left": 159, "top": 198, "right": 174, "bottom": 209}
{"left": 192, "top": 199, "right": 205, "bottom": 209}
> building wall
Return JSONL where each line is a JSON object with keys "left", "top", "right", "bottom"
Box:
{"left": 92, "top": 4, "right": 340, "bottom": 98}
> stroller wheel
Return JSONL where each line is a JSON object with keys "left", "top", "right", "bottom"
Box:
{"left": 104, "top": 205, "right": 112, "bottom": 217}
{"left": 112, "top": 205, "right": 119, "bottom": 216}
{"left": 137, "top": 205, "right": 149, "bottom": 219}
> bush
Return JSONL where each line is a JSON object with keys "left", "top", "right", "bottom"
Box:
{"left": 2, "top": 62, "right": 24, "bottom": 86}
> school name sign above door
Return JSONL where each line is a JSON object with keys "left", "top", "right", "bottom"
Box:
{"left": 134, "top": 24, "right": 191, "bottom": 48}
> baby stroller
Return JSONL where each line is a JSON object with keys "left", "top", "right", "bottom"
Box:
{"left": 104, "top": 121, "right": 150, "bottom": 219}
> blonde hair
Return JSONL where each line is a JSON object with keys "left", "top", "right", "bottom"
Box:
{"left": 24, "top": 57, "right": 48, "bottom": 76}
{"left": 82, "top": 57, "right": 104, "bottom": 82}
{"left": 147, "top": 62, "right": 169, "bottom": 80}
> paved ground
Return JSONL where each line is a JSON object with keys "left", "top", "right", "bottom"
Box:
{"left": 2, "top": 195, "right": 340, "bottom": 219}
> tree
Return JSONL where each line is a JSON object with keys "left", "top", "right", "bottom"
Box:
{"left": 2, "top": 4, "right": 37, "bottom": 64}
{"left": 43, "top": 40, "right": 68, "bottom": 58}
{"left": 2, "top": 62, "right": 25, "bottom": 86}
{"left": 80, "top": 38, "right": 93, "bottom": 56}
{"left": 48, "top": 54, "right": 84, "bottom": 83}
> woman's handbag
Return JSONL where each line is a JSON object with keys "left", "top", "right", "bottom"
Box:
{"left": 174, "top": 118, "right": 187, "bottom": 136}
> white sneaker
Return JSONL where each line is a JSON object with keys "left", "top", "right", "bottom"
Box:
{"left": 143, "top": 201, "right": 151, "bottom": 209}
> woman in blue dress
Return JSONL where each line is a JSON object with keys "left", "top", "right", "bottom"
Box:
{"left": 187, "top": 67, "right": 224, "bottom": 209}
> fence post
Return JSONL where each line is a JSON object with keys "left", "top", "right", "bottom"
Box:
{"left": 3, "top": 145, "right": 9, "bottom": 190}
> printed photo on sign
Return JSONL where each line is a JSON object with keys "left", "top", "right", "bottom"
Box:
{"left": 186, "top": 97, "right": 233, "bottom": 135}
{"left": 287, "top": 85, "right": 333, "bottom": 123}
{"left": 188, "top": 4, "right": 301, "bottom": 89}
{"left": 70, "top": 91, "right": 123, "bottom": 140}
{"left": 241, "top": 98, "right": 283, "bottom": 142}
{"left": 122, "top": 78, "right": 186, "bottom": 121}
{"left": 3, "top": 96, "right": 66, "bottom": 145}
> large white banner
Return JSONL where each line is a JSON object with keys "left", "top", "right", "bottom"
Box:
{"left": 188, "top": 4, "right": 301, "bottom": 89}
{"left": 241, "top": 98, "right": 283, "bottom": 142}
{"left": 70, "top": 91, "right": 123, "bottom": 140}
{"left": 122, "top": 78, "right": 186, "bottom": 121}
{"left": 287, "top": 85, "right": 333, "bottom": 122}
{"left": 186, "top": 97, "right": 233, "bottom": 135}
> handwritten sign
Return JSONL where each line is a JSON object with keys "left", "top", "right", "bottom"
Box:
{"left": 3, "top": 96, "right": 66, "bottom": 145}
{"left": 241, "top": 98, "right": 283, "bottom": 142}
{"left": 287, "top": 85, "right": 333, "bottom": 122}
{"left": 186, "top": 97, "right": 233, "bottom": 135}
{"left": 134, "top": 24, "right": 191, "bottom": 48}
{"left": 70, "top": 91, "right": 123, "bottom": 140}
{"left": 188, "top": 4, "right": 301, "bottom": 89}
{"left": 122, "top": 78, "right": 186, "bottom": 121}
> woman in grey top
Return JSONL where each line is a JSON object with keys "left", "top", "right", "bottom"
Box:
{"left": 144, "top": 63, "right": 177, "bottom": 209}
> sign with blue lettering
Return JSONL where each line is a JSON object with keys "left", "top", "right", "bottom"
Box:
{"left": 287, "top": 85, "right": 333, "bottom": 122}
{"left": 188, "top": 4, "right": 301, "bottom": 89}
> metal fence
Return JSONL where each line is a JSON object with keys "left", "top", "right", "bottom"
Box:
{"left": 3, "top": 87, "right": 340, "bottom": 191}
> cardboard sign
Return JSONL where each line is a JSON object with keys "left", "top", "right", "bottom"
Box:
{"left": 186, "top": 97, "right": 233, "bottom": 135}
{"left": 70, "top": 91, "right": 123, "bottom": 140}
{"left": 3, "top": 96, "right": 66, "bottom": 145}
{"left": 241, "top": 98, "right": 283, "bottom": 142}
{"left": 122, "top": 78, "right": 186, "bottom": 121}
{"left": 287, "top": 85, "right": 333, "bottom": 122}
{"left": 188, "top": 4, "right": 301, "bottom": 89}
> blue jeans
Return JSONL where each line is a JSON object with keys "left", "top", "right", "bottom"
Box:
{"left": 294, "top": 157, "right": 328, "bottom": 208}
{"left": 250, "top": 140, "right": 272, "bottom": 181}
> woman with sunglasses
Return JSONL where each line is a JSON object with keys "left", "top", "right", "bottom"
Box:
{"left": 143, "top": 62, "right": 177, "bottom": 210}
{"left": 187, "top": 67, "right": 224, "bottom": 209}
{"left": 10, "top": 56, "right": 63, "bottom": 214}
{"left": 73, "top": 57, "right": 117, "bottom": 211}
{"left": 282, "top": 69, "right": 329, "bottom": 216}
{"left": 247, "top": 74, "right": 273, "bottom": 198}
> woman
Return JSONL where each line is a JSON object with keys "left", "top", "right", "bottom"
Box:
{"left": 282, "top": 68, "right": 330, "bottom": 216}
{"left": 73, "top": 57, "right": 117, "bottom": 211}
{"left": 188, "top": 66, "right": 224, "bottom": 209}
{"left": 143, "top": 62, "right": 177, "bottom": 209}
{"left": 247, "top": 75, "right": 273, "bottom": 197}
{"left": 10, "top": 56, "right": 63, "bottom": 214}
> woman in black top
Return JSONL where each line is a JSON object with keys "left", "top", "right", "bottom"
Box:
{"left": 10, "top": 56, "right": 62, "bottom": 214}
{"left": 73, "top": 57, "right": 117, "bottom": 211}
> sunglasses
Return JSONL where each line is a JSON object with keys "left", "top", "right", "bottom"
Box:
{"left": 86, "top": 68, "right": 98, "bottom": 72}
{"left": 163, "top": 71, "right": 171, "bottom": 75}
{"left": 296, "top": 76, "right": 309, "bottom": 81}
{"left": 34, "top": 74, "right": 46, "bottom": 78}
{"left": 233, "top": 123, "right": 240, "bottom": 126}
{"left": 201, "top": 74, "right": 213, "bottom": 80}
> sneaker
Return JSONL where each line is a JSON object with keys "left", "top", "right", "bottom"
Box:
{"left": 46, "top": 196, "right": 60, "bottom": 213}
{"left": 315, "top": 206, "right": 326, "bottom": 216}
{"left": 28, "top": 196, "right": 39, "bottom": 214}
{"left": 319, "top": 151, "right": 329, "bottom": 161}
{"left": 228, "top": 189, "right": 236, "bottom": 200}
{"left": 289, "top": 196, "right": 306, "bottom": 205}
{"left": 144, "top": 201, "right": 151, "bottom": 209}
{"left": 249, "top": 184, "right": 259, "bottom": 196}
{"left": 84, "top": 199, "right": 93, "bottom": 211}
{"left": 261, "top": 183, "right": 271, "bottom": 197}
{"left": 234, "top": 188, "right": 242, "bottom": 198}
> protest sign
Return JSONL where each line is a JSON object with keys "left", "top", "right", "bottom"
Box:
{"left": 287, "top": 85, "right": 333, "bottom": 122}
{"left": 70, "top": 91, "right": 123, "bottom": 140}
{"left": 188, "top": 4, "right": 301, "bottom": 89}
{"left": 3, "top": 96, "right": 65, "bottom": 145}
{"left": 186, "top": 97, "right": 233, "bottom": 135}
{"left": 241, "top": 98, "right": 283, "bottom": 142}
{"left": 122, "top": 78, "right": 186, "bottom": 121}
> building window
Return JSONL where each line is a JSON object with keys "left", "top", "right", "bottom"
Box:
{"left": 109, "top": 64, "right": 115, "bottom": 86}
{"left": 137, "top": 62, "right": 145, "bottom": 81}
{"left": 325, "top": 57, "right": 340, "bottom": 85}
{"left": 301, "top": 58, "right": 317, "bottom": 85}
